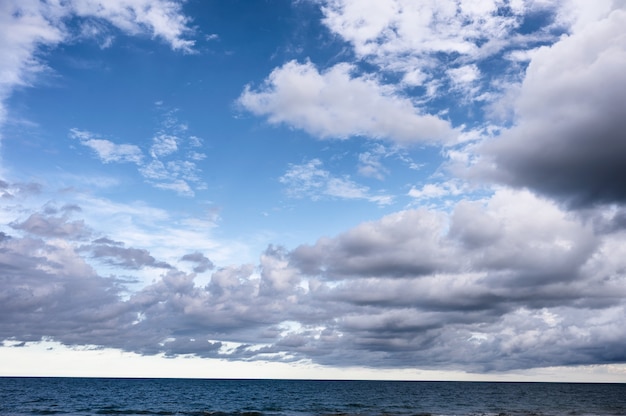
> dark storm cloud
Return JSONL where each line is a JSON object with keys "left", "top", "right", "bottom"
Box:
{"left": 472, "top": 9, "right": 626, "bottom": 208}
{"left": 180, "top": 251, "right": 214, "bottom": 273}
{"left": 588, "top": 206, "right": 626, "bottom": 233}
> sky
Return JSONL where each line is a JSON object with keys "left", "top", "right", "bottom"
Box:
{"left": 1, "top": 0, "right": 626, "bottom": 382}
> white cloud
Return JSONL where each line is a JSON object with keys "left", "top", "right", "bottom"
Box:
{"left": 280, "top": 159, "right": 393, "bottom": 205}
{"left": 320, "top": 0, "right": 540, "bottom": 67}
{"left": 153, "top": 179, "right": 194, "bottom": 197}
{"left": 84, "top": 140, "right": 144, "bottom": 164}
{"left": 316, "top": 0, "right": 569, "bottom": 109}
{"left": 357, "top": 151, "right": 388, "bottom": 180}
{"left": 0, "top": 0, "right": 194, "bottom": 128}
{"left": 408, "top": 180, "right": 466, "bottom": 201}
{"left": 239, "top": 60, "right": 454, "bottom": 145}
{"left": 67, "top": 100, "right": 210, "bottom": 197}
{"left": 447, "top": 64, "right": 480, "bottom": 92}
{"left": 401, "top": 68, "right": 427, "bottom": 87}
{"left": 554, "top": 0, "right": 617, "bottom": 32}
{"left": 70, "top": 128, "right": 143, "bottom": 164}
{"left": 0, "top": 0, "right": 65, "bottom": 125}
{"left": 68, "top": 0, "right": 195, "bottom": 53}
{"left": 150, "top": 134, "right": 179, "bottom": 158}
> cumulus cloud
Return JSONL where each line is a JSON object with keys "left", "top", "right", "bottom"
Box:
{"left": 0, "top": 229, "right": 132, "bottom": 345}
{"left": 471, "top": 8, "right": 626, "bottom": 208}
{"left": 1, "top": 186, "right": 626, "bottom": 371}
{"left": 238, "top": 60, "right": 454, "bottom": 144}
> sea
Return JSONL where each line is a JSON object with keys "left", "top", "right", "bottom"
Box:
{"left": 0, "top": 378, "right": 625, "bottom": 416}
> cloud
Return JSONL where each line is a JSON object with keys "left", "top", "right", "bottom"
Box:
{"left": 0, "top": 229, "right": 131, "bottom": 345}
{"left": 318, "top": 0, "right": 557, "bottom": 84}
{"left": 69, "top": 0, "right": 195, "bottom": 53}
{"left": 71, "top": 108, "right": 205, "bottom": 197}
{"left": 10, "top": 212, "right": 91, "bottom": 240}
{"left": 279, "top": 159, "right": 393, "bottom": 205}
{"left": 291, "top": 207, "right": 454, "bottom": 278}
{"left": 81, "top": 238, "right": 172, "bottom": 270}
{"left": 284, "top": 189, "right": 625, "bottom": 370}
{"left": 238, "top": 60, "right": 454, "bottom": 144}
{"left": 180, "top": 252, "right": 215, "bottom": 273}
{"left": 150, "top": 134, "right": 179, "bottom": 158}
{"left": 357, "top": 144, "right": 393, "bottom": 180}
{"left": 447, "top": 64, "right": 481, "bottom": 97}
{"left": 9, "top": 204, "right": 91, "bottom": 240}
{"left": 70, "top": 129, "right": 144, "bottom": 164}
{"left": 408, "top": 180, "right": 468, "bottom": 203}
{"left": 321, "top": 0, "right": 522, "bottom": 57}
{"left": 0, "top": 0, "right": 194, "bottom": 127}
{"left": 2, "top": 0, "right": 626, "bottom": 376}
{"left": 1, "top": 186, "right": 626, "bottom": 371}
{"left": 471, "top": 8, "right": 626, "bottom": 208}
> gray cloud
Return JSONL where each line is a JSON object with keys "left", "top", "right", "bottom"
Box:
{"left": 180, "top": 252, "right": 214, "bottom": 273}
{"left": 292, "top": 208, "right": 453, "bottom": 278}
{"left": 0, "top": 233, "right": 134, "bottom": 346}
{"left": 2, "top": 192, "right": 626, "bottom": 371}
{"left": 0, "top": 180, "right": 43, "bottom": 199}
{"left": 11, "top": 212, "right": 91, "bottom": 240}
{"left": 82, "top": 239, "right": 172, "bottom": 270}
{"left": 472, "top": 9, "right": 626, "bottom": 208}
{"left": 1, "top": 176, "right": 626, "bottom": 371}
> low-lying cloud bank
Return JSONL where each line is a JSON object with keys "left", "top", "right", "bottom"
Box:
{"left": 2, "top": 181, "right": 625, "bottom": 372}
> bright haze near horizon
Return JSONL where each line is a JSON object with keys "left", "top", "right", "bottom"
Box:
{"left": 1, "top": 0, "right": 626, "bottom": 382}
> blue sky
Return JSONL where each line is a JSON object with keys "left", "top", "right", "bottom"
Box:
{"left": 1, "top": 0, "right": 626, "bottom": 381}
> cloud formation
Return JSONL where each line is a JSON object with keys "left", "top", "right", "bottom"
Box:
{"left": 2, "top": 181, "right": 625, "bottom": 371}
{"left": 70, "top": 109, "right": 206, "bottom": 197}
{"left": 1, "top": 0, "right": 626, "bottom": 379}
{"left": 280, "top": 159, "right": 393, "bottom": 205}
{"left": 0, "top": 0, "right": 194, "bottom": 126}
{"left": 472, "top": 7, "right": 626, "bottom": 208}
{"left": 319, "top": 0, "right": 560, "bottom": 101}
{"left": 181, "top": 252, "right": 215, "bottom": 273}
{"left": 238, "top": 60, "right": 454, "bottom": 144}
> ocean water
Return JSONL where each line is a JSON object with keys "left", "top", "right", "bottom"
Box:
{"left": 0, "top": 378, "right": 624, "bottom": 416}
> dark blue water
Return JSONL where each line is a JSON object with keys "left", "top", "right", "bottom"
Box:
{"left": 0, "top": 378, "right": 624, "bottom": 416}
